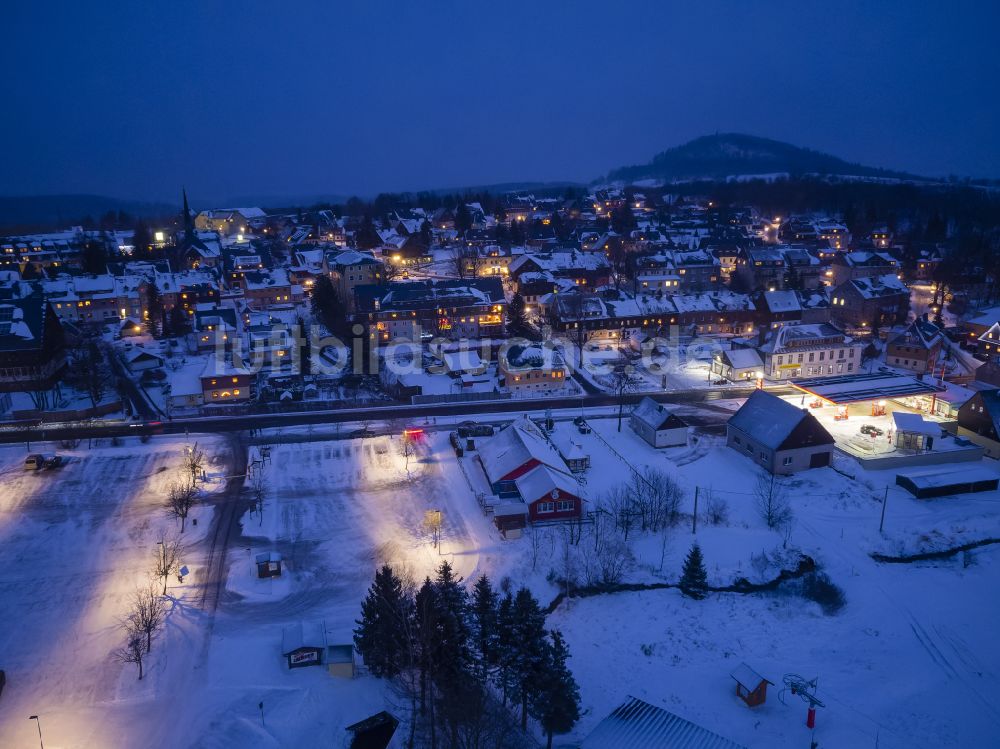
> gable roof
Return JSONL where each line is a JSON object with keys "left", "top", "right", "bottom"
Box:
{"left": 477, "top": 416, "right": 566, "bottom": 484}
{"left": 632, "top": 396, "right": 688, "bottom": 431}
{"left": 889, "top": 318, "right": 941, "bottom": 349}
{"left": 728, "top": 390, "right": 833, "bottom": 450}
{"left": 721, "top": 348, "right": 763, "bottom": 371}
{"left": 730, "top": 662, "right": 772, "bottom": 691}
{"left": 581, "top": 696, "right": 748, "bottom": 749}
{"left": 513, "top": 463, "right": 583, "bottom": 503}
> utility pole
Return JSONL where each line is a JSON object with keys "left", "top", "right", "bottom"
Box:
{"left": 879, "top": 487, "right": 888, "bottom": 533}
{"left": 692, "top": 487, "right": 699, "bottom": 534}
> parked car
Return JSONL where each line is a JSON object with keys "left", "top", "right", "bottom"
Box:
{"left": 24, "top": 454, "right": 44, "bottom": 471}
{"left": 573, "top": 416, "right": 592, "bottom": 434}
{"left": 457, "top": 421, "right": 494, "bottom": 438}
{"left": 43, "top": 455, "right": 63, "bottom": 469}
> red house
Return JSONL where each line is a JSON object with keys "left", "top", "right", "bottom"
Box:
{"left": 477, "top": 416, "right": 584, "bottom": 530}
{"left": 516, "top": 465, "right": 584, "bottom": 522}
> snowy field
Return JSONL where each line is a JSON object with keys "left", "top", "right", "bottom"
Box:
{"left": 0, "top": 406, "right": 998, "bottom": 748}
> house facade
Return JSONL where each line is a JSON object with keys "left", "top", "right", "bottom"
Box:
{"left": 726, "top": 390, "right": 835, "bottom": 474}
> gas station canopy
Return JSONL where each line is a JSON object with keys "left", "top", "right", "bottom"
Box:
{"left": 788, "top": 373, "right": 944, "bottom": 405}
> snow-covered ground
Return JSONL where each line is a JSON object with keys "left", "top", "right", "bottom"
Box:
{"left": 1, "top": 406, "right": 998, "bottom": 748}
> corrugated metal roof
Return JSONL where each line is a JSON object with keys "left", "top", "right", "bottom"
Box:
{"left": 580, "top": 696, "right": 748, "bottom": 749}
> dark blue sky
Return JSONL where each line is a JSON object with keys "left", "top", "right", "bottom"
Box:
{"left": 3, "top": 0, "right": 998, "bottom": 203}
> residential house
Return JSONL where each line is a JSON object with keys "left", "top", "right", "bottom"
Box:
{"left": 358, "top": 278, "right": 506, "bottom": 342}
{"left": 499, "top": 343, "right": 567, "bottom": 394}
{"left": 0, "top": 290, "right": 67, "bottom": 392}
{"left": 886, "top": 317, "right": 943, "bottom": 374}
{"left": 829, "top": 251, "right": 899, "bottom": 287}
{"left": 830, "top": 274, "right": 909, "bottom": 329}
{"left": 957, "top": 389, "right": 1000, "bottom": 458}
{"left": 476, "top": 417, "right": 584, "bottom": 529}
{"left": 726, "top": 390, "right": 835, "bottom": 474}
{"left": 630, "top": 396, "right": 689, "bottom": 447}
{"left": 710, "top": 348, "right": 764, "bottom": 382}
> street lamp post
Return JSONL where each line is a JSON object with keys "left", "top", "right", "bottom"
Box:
{"left": 29, "top": 715, "right": 44, "bottom": 749}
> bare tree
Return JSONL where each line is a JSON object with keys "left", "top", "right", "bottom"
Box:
{"left": 754, "top": 473, "right": 793, "bottom": 530}
{"left": 251, "top": 472, "right": 267, "bottom": 527}
{"left": 592, "top": 531, "right": 631, "bottom": 585}
{"left": 558, "top": 292, "right": 593, "bottom": 369}
{"left": 610, "top": 366, "right": 638, "bottom": 432}
{"left": 400, "top": 432, "right": 418, "bottom": 476}
{"left": 604, "top": 485, "right": 636, "bottom": 540}
{"left": 184, "top": 442, "right": 205, "bottom": 483}
{"left": 166, "top": 480, "right": 198, "bottom": 532}
{"left": 113, "top": 623, "right": 146, "bottom": 680}
{"left": 128, "top": 583, "right": 167, "bottom": 653}
{"left": 703, "top": 490, "right": 730, "bottom": 526}
{"left": 154, "top": 532, "right": 183, "bottom": 595}
{"left": 628, "top": 468, "right": 684, "bottom": 531}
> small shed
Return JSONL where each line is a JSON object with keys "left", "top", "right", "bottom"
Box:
{"left": 346, "top": 711, "right": 400, "bottom": 749}
{"left": 282, "top": 621, "right": 326, "bottom": 669}
{"left": 630, "top": 396, "right": 689, "bottom": 448}
{"left": 558, "top": 441, "right": 590, "bottom": 473}
{"left": 124, "top": 348, "right": 165, "bottom": 373}
{"left": 895, "top": 466, "right": 1000, "bottom": 498}
{"left": 255, "top": 551, "right": 282, "bottom": 578}
{"left": 326, "top": 644, "right": 356, "bottom": 678}
{"left": 891, "top": 411, "right": 941, "bottom": 451}
{"left": 731, "top": 662, "right": 772, "bottom": 707}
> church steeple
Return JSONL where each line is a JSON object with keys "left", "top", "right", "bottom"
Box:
{"left": 182, "top": 187, "right": 194, "bottom": 239}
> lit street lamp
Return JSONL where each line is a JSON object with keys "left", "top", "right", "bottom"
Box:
{"left": 29, "top": 715, "right": 44, "bottom": 749}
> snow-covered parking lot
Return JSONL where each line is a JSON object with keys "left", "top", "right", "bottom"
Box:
{"left": 0, "top": 409, "right": 998, "bottom": 748}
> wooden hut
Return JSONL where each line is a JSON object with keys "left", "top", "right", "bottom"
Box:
{"left": 731, "top": 662, "right": 772, "bottom": 707}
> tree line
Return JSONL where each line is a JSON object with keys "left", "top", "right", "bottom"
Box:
{"left": 354, "top": 562, "right": 581, "bottom": 749}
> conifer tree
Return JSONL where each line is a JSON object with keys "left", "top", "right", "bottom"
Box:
{"left": 531, "top": 630, "right": 581, "bottom": 749}
{"left": 680, "top": 543, "right": 708, "bottom": 599}
{"left": 431, "top": 561, "right": 473, "bottom": 682}
{"left": 506, "top": 293, "right": 528, "bottom": 337}
{"left": 495, "top": 590, "right": 516, "bottom": 704}
{"left": 509, "top": 587, "right": 549, "bottom": 729}
{"left": 471, "top": 575, "right": 500, "bottom": 682}
{"left": 353, "top": 565, "right": 413, "bottom": 677}
{"left": 414, "top": 577, "right": 439, "bottom": 716}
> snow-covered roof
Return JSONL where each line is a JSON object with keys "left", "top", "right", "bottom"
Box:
{"left": 891, "top": 412, "right": 942, "bottom": 437}
{"left": 722, "top": 348, "right": 763, "bottom": 370}
{"left": 478, "top": 416, "right": 566, "bottom": 484}
{"left": 281, "top": 621, "right": 326, "bottom": 654}
{"left": 762, "top": 290, "right": 799, "bottom": 313}
{"left": 727, "top": 390, "right": 827, "bottom": 450}
{"left": 731, "top": 662, "right": 771, "bottom": 690}
{"left": 581, "top": 696, "right": 747, "bottom": 749}
{"left": 846, "top": 274, "right": 908, "bottom": 299}
{"left": 758, "top": 323, "right": 851, "bottom": 354}
{"left": 632, "top": 396, "right": 687, "bottom": 431}
{"left": 896, "top": 466, "right": 1000, "bottom": 491}
{"left": 513, "top": 464, "right": 582, "bottom": 503}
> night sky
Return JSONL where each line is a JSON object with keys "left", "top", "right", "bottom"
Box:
{"left": 3, "top": 0, "right": 999, "bottom": 203}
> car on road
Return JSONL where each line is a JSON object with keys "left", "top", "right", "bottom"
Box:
{"left": 43, "top": 454, "right": 63, "bottom": 469}
{"left": 24, "top": 454, "right": 44, "bottom": 470}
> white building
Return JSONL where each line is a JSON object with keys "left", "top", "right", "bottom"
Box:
{"left": 752, "top": 323, "right": 863, "bottom": 381}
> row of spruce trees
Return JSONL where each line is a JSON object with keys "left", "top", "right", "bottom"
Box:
{"left": 354, "top": 562, "right": 581, "bottom": 749}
